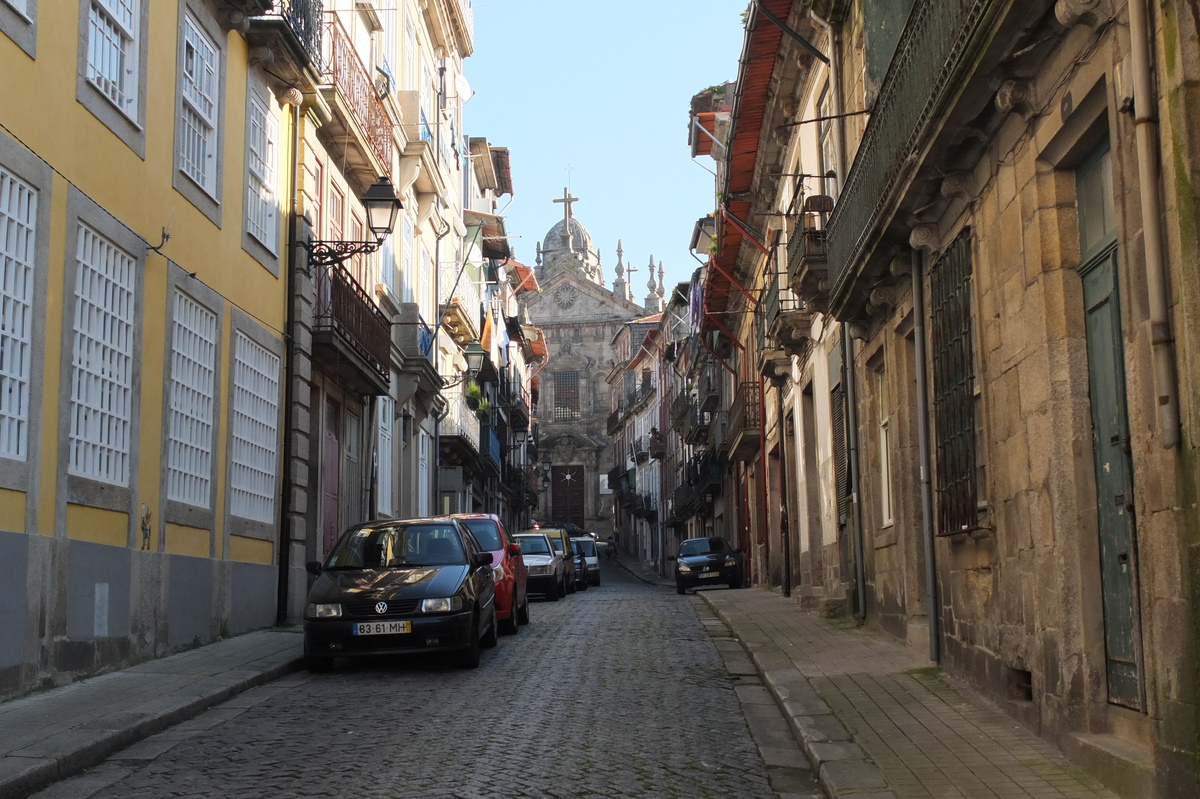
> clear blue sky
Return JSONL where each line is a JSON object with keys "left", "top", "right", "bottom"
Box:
{"left": 464, "top": 1, "right": 747, "bottom": 297}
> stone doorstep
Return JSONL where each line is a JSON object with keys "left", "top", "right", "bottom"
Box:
{"left": 1064, "top": 733, "right": 1154, "bottom": 799}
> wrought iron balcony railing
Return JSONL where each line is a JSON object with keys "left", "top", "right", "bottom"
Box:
{"left": 439, "top": 389, "right": 480, "bottom": 453}
{"left": 321, "top": 12, "right": 394, "bottom": 172}
{"left": 670, "top": 392, "right": 692, "bottom": 424}
{"left": 314, "top": 263, "right": 390, "bottom": 382}
{"left": 825, "top": 0, "right": 990, "bottom": 309}
{"left": 251, "top": 0, "right": 323, "bottom": 71}
{"left": 728, "top": 382, "right": 762, "bottom": 461}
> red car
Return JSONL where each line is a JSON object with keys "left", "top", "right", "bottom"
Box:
{"left": 451, "top": 514, "right": 529, "bottom": 634}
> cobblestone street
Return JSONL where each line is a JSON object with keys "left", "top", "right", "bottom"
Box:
{"left": 28, "top": 563, "right": 816, "bottom": 799}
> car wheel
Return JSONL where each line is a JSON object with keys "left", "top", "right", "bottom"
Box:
{"left": 729, "top": 576, "right": 743, "bottom": 589}
{"left": 548, "top": 579, "right": 560, "bottom": 601}
{"left": 457, "top": 612, "right": 481, "bottom": 669}
{"left": 676, "top": 582, "right": 686, "bottom": 595}
{"left": 501, "top": 595, "right": 519, "bottom": 635}
{"left": 306, "top": 656, "right": 333, "bottom": 673}
{"left": 482, "top": 606, "right": 499, "bottom": 649}
{"left": 577, "top": 577, "right": 588, "bottom": 592}
{"left": 518, "top": 595, "right": 531, "bottom": 624}
{"left": 567, "top": 575, "right": 577, "bottom": 594}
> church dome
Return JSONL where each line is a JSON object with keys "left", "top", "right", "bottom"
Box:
{"left": 542, "top": 217, "right": 597, "bottom": 261}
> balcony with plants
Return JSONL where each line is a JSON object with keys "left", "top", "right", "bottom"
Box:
{"left": 439, "top": 386, "right": 481, "bottom": 470}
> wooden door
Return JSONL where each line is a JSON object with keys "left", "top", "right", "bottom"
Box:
{"left": 551, "top": 466, "right": 585, "bottom": 528}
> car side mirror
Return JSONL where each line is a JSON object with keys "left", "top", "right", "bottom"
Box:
{"left": 305, "top": 561, "right": 323, "bottom": 576}
{"left": 508, "top": 542, "right": 521, "bottom": 556}
{"left": 473, "top": 552, "right": 493, "bottom": 569}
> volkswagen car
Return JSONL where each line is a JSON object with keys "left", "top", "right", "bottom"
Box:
{"left": 671, "top": 537, "right": 743, "bottom": 594}
{"left": 451, "top": 513, "right": 529, "bottom": 634}
{"left": 513, "top": 532, "right": 566, "bottom": 600}
{"left": 303, "top": 517, "right": 498, "bottom": 671}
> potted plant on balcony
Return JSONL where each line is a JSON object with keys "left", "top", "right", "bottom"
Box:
{"left": 464, "top": 380, "right": 482, "bottom": 410}
{"left": 474, "top": 397, "right": 491, "bottom": 421}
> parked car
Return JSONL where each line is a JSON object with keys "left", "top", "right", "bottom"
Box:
{"left": 671, "top": 537, "right": 743, "bottom": 594}
{"left": 572, "top": 536, "right": 600, "bottom": 586}
{"left": 513, "top": 532, "right": 566, "bottom": 600}
{"left": 530, "top": 526, "right": 579, "bottom": 593}
{"left": 450, "top": 513, "right": 529, "bottom": 634}
{"left": 303, "top": 517, "right": 498, "bottom": 671}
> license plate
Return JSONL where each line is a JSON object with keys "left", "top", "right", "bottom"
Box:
{"left": 353, "top": 621, "right": 412, "bottom": 635}
{"left": 698, "top": 571, "right": 721, "bottom": 579}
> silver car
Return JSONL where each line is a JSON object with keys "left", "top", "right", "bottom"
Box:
{"left": 514, "top": 533, "right": 566, "bottom": 600}
{"left": 572, "top": 536, "right": 600, "bottom": 586}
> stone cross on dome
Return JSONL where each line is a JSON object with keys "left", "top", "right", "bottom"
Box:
{"left": 553, "top": 188, "right": 578, "bottom": 251}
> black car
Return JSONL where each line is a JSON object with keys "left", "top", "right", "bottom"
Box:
{"left": 303, "top": 517, "right": 498, "bottom": 671}
{"left": 671, "top": 537, "right": 743, "bottom": 594}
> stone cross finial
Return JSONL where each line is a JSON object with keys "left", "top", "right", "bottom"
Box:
{"left": 553, "top": 188, "right": 579, "bottom": 251}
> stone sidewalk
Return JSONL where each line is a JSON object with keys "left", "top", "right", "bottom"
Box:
{"left": 618, "top": 557, "right": 1117, "bottom": 798}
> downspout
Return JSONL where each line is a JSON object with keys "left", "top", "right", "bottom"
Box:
{"left": 276, "top": 98, "right": 303, "bottom": 625}
{"left": 843, "top": 329, "right": 866, "bottom": 619}
{"left": 912, "top": 248, "right": 940, "bottom": 661}
{"left": 1129, "top": 0, "right": 1179, "bottom": 447}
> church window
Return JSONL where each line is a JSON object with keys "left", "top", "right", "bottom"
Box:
{"left": 553, "top": 371, "right": 581, "bottom": 421}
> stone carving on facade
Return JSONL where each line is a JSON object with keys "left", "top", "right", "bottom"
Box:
{"left": 1054, "top": 0, "right": 1102, "bottom": 27}
{"left": 995, "top": 79, "right": 1036, "bottom": 121}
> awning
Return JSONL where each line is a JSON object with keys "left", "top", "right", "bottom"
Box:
{"left": 464, "top": 209, "right": 510, "bottom": 260}
{"left": 509, "top": 260, "right": 540, "bottom": 293}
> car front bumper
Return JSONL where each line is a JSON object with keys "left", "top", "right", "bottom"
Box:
{"left": 527, "top": 574, "right": 559, "bottom": 596}
{"left": 675, "top": 566, "right": 739, "bottom": 588}
{"left": 304, "top": 610, "right": 474, "bottom": 658}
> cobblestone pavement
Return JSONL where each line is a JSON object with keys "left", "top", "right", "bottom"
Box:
{"left": 29, "top": 563, "right": 816, "bottom": 799}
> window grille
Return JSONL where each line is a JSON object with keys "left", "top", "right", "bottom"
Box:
{"left": 167, "top": 292, "right": 216, "bottom": 507}
{"left": 180, "top": 15, "right": 217, "bottom": 191}
{"left": 0, "top": 167, "right": 35, "bottom": 461}
{"left": 230, "top": 332, "right": 279, "bottom": 521}
{"left": 246, "top": 94, "right": 277, "bottom": 250}
{"left": 87, "top": 0, "right": 138, "bottom": 113}
{"left": 70, "top": 224, "right": 135, "bottom": 485}
{"left": 553, "top": 371, "right": 581, "bottom": 421}
{"left": 930, "top": 229, "right": 978, "bottom": 534}
{"left": 376, "top": 397, "right": 394, "bottom": 515}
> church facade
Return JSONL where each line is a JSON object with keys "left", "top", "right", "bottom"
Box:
{"left": 523, "top": 192, "right": 658, "bottom": 539}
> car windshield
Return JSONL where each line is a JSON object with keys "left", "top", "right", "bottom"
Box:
{"left": 459, "top": 518, "right": 502, "bottom": 551}
{"left": 548, "top": 537, "right": 565, "bottom": 554}
{"left": 573, "top": 539, "right": 596, "bottom": 557}
{"left": 515, "top": 535, "right": 551, "bottom": 555}
{"left": 326, "top": 523, "right": 466, "bottom": 569}
{"left": 679, "top": 537, "right": 729, "bottom": 557}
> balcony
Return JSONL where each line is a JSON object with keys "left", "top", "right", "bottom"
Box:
{"left": 397, "top": 92, "right": 448, "bottom": 196}
{"left": 607, "top": 407, "right": 624, "bottom": 435}
{"left": 824, "top": 0, "right": 991, "bottom": 315}
{"left": 503, "top": 375, "right": 530, "bottom": 432}
{"left": 670, "top": 392, "right": 692, "bottom": 424}
{"left": 632, "top": 435, "right": 650, "bottom": 464}
{"left": 710, "top": 409, "right": 728, "bottom": 456}
{"left": 728, "top": 382, "right": 762, "bottom": 462}
{"left": 312, "top": 263, "right": 390, "bottom": 396}
{"left": 649, "top": 431, "right": 666, "bottom": 460}
{"left": 248, "top": 0, "right": 323, "bottom": 89}
{"left": 608, "top": 464, "right": 627, "bottom": 488}
{"left": 787, "top": 228, "right": 828, "bottom": 310}
{"left": 438, "top": 390, "right": 480, "bottom": 470}
{"left": 480, "top": 424, "right": 501, "bottom": 475}
{"left": 439, "top": 267, "right": 481, "bottom": 346}
{"left": 765, "top": 271, "right": 814, "bottom": 360}
{"left": 637, "top": 376, "right": 656, "bottom": 404}
{"left": 393, "top": 303, "right": 441, "bottom": 404}
{"left": 683, "top": 407, "right": 711, "bottom": 446}
{"left": 319, "top": 12, "right": 394, "bottom": 183}
{"left": 672, "top": 483, "right": 696, "bottom": 522}
{"left": 633, "top": 493, "right": 658, "bottom": 521}
{"left": 699, "top": 373, "right": 720, "bottom": 413}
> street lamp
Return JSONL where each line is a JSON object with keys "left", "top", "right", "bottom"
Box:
{"left": 463, "top": 341, "right": 488, "bottom": 375}
{"left": 299, "top": 176, "right": 402, "bottom": 268}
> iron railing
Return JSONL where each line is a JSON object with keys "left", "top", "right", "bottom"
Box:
{"left": 253, "top": 0, "right": 323, "bottom": 70}
{"left": 633, "top": 435, "right": 650, "bottom": 463}
{"left": 825, "top": 0, "right": 992, "bottom": 305}
{"left": 314, "top": 263, "right": 390, "bottom": 380}
{"left": 439, "top": 390, "right": 480, "bottom": 452}
{"left": 729, "top": 382, "right": 762, "bottom": 440}
{"left": 670, "top": 392, "right": 692, "bottom": 423}
{"left": 321, "top": 12, "right": 394, "bottom": 171}
{"left": 786, "top": 228, "right": 827, "bottom": 277}
{"left": 607, "top": 408, "right": 623, "bottom": 435}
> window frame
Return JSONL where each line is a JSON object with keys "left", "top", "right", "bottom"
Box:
{"left": 77, "top": 0, "right": 148, "bottom": 157}
{"left": 553, "top": 370, "right": 582, "bottom": 422}
{"left": 226, "top": 322, "right": 282, "bottom": 529}
{"left": 243, "top": 74, "right": 280, "bottom": 270}
{"left": 171, "top": 0, "right": 226, "bottom": 225}
{"left": 0, "top": 0, "right": 36, "bottom": 57}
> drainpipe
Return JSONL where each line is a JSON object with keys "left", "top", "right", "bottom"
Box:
{"left": 912, "top": 248, "right": 940, "bottom": 662}
{"left": 843, "top": 328, "right": 866, "bottom": 619}
{"left": 277, "top": 97, "right": 303, "bottom": 625}
{"left": 1128, "top": 0, "right": 1179, "bottom": 448}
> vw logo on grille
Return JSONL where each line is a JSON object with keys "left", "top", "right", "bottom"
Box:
{"left": 375, "top": 602, "right": 388, "bottom": 614}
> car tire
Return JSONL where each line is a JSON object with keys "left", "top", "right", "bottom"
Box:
{"left": 482, "top": 607, "right": 499, "bottom": 649}
{"left": 577, "top": 578, "right": 588, "bottom": 592}
{"left": 501, "top": 596, "right": 519, "bottom": 635}
{"left": 676, "top": 582, "right": 686, "bottom": 595}
{"left": 567, "top": 575, "right": 577, "bottom": 594}
{"left": 518, "top": 595, "right": 531, "bottom": 624}
{"left": 729, "top": 576, "right": 743, "bottom": 589}
{"left": 306, "top": 656, "right": 333, "bottom": 673}
{"left": 457, "top": 612, "right": 481, "bottom": 669}
{"left": 548, "top": 579, "right": 560, "bottom": 601}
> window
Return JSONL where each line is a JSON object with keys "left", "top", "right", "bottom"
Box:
{"left": 400, "top": 216, "right": 414, "bottom": 303}
{"left": 417, "top": 431, "right": 430, "bottom": 517}
{"left": 349, "top": 213, "right": 366, "bottom": 287}
{"left": 246, "top": 92, "right": 277, "bottom": 251}
{"left": 230, "top": 332, "right": 280, "bottom": 521}
{"left": 818, "top": 86, "right": 838, "bottom": 201}
{"left": 876, "top": 364, "right": 893, "bottom": 526}
{"left": 419, "top": 243, "right": 433, "bottom": 320}
{"left": 553, "top": 371, "right": 581, "bottom": 421}
{"left": 179, "top": 13, "right": 218, "bottom": 192}
{"left": 167, "top": 292, "right": 216, "bottom": 507}
{"left": 403, "top": 16, "right": 417, "bottom": 91}
{"left": 377, "top": 397, "right": 394, "bottom": 516}
{"left": 70, "top": 223, "right": 136, "bottom": 485}
{"left": 87, "top": 0, "right": 139, "bottom": 115}
{"left": 0, "top": 165, "right": 35, "bottom": 460}
{"left": 1, "top": 0, "right": 37, "bottom": 58}
{"left": 930, "top": 229, "right": 981, "bottom": 534}
{"left": 328, "top": 184, "right": 344, "bottom": 242}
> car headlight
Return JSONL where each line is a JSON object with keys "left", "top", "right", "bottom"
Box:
{"left": 420, "top": 596, "right": 464, "bottom": 613}
{"left": 528, "top": 564, "right": 550, "bottom": 576}
{"left": 492, "top": 565, "right": 506, "bottom": 583}
{"left": 725, "top": 556, "right": 738, "bottom": 567}
{"left": 306, "top": 603, "right": 342, "bottom": 619}
{"left": 677, "top": 563, "right": 692, "bottom": 573}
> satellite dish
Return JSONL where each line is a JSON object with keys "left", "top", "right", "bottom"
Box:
{"left": 455, "top": 73, "right": 472, "bottom": 101}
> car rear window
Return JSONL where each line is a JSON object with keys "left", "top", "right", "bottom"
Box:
{"left": 514, "top": 535, "right": 551, "bottom": 555}
{"left": 573, "top": 539, "right": 596, "bottom": 556}
{"left": 459, "top": 518, "right": 503, "bottom": 551}
{"left": 326, "top": 523, "right": 466, "bottom": 568}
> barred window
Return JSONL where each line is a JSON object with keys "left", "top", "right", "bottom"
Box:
{"left": 167, "top": 292, "right": 216, "bottom": 507}
{"left": 230, "top": 332, "right": 279, "bottom": 521}
{"left": 179, "top": 14, "right": 217, "bottom": 192}
{"left": 70, "top": 223, "right": 136, "bottom": 485}
{"left": 0, "top": 167, "right": 35, "bottom": 461}
{"left": 553, "top": 371, "right": 581, "bottom": 421}
{"left": 87, "top": 0, "right": 139, "bottom": 114}
{"left": 930, "top": 229, "right": 980, "bottom": 534}
{"left": 246, "top": 92, "right": 277, "bottom": 250}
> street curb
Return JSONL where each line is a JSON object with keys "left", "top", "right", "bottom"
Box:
{"left": 700, "top": 593, "right": 895, "bottom": 799}
{"left": 0, "top": 652, "right": 304, "bottom": 799}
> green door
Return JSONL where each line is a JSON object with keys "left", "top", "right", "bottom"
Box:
{"left": 1077, "top": 141, "right": 1142, "bottom": 709}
